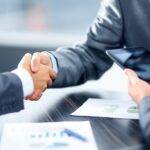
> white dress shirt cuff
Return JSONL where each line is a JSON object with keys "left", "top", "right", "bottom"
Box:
{"left": 12, "top": 69, "right": 34, "bottom": 97}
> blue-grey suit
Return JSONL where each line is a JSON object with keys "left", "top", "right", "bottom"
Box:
{"left": 0, "top": 73, "right": 24, "bottom": 115}
{"left": 49, "top": 0, "right": 150, "bottom": 145}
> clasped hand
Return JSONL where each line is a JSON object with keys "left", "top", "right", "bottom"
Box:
{"left": 19, "top": 52, "right": 150, "bottom": 103}
{"left": 18, "top": 52, "right": 57, "bottom": 101}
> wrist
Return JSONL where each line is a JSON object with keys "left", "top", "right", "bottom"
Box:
{"left": 12, "top": 68, "right": 34, "bottom": 97}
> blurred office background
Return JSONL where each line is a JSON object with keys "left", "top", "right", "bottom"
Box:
{"left": 0, "top": 0, "right": 99, "bottom": 72}
{"left": 0, "top": 0, "right": 99, "bottom": 35}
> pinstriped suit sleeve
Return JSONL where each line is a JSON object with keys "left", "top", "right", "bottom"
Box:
{"left": 139, "top": 96, "right": 150, "bottom": 144}
{"left": 0, "top": 73, "right": 24, "bottom": 115}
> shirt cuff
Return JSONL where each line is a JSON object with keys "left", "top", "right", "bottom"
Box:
{"left": 12, "top": 69, "right": 34, "bottom": 97}
{"left": 44, "top": 51, "right": 58, "bottom": 73}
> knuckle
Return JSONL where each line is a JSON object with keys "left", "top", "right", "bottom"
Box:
{"left": 41, "top": 52, "right": 49, "bottom": 58}
{"left": 25, "top": 53, "right": 31, "bottom": 56}
{"left": 33, "top": 52, "right": 40, "bottom": 60}
{"left": 34, "top": 52, "right": 40, "bottom": 55}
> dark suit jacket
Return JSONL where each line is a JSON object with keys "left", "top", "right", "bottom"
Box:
{"left": 0, "top": 73, "right": 24, "bottom": 115}
{"left": 49, "top": 0, "right": 150, "bottom": 145}
{"left": 140, "top": 97, "right": 150, "bottom": 144}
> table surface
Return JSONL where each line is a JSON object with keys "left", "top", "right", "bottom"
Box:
{"left": 0, "top": 90, "right": 148, "bottom": 150}
{"left": 0, "top": 65, "right": 149, "bottom": 150}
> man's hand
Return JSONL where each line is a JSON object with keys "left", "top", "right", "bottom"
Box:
{"left": 28, "top": 52, "right": 57, "bottom": 100}
{"left": 125, "top": 69, "right": 150, "bottom": 104}
{"left": 18, "top": 53, "right": 54, "bottom": 101}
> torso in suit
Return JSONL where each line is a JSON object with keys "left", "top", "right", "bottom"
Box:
{"left": 49, "top": 0, "right": 150, "bottom": 145}
{"left": 51, "top": 0, "right": 150, "bottom": 87}
{"left": 0, "top": 73, "right": 24, "bottom": 115}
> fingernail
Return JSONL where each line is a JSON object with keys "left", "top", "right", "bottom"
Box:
{"left": 25, "top": 53, "right": 30, "bottom": 57}
{"left": 31, "top": 63, "right": 39, "bottom": 72}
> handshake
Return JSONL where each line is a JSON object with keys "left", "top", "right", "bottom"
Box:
{"left": 18, "top": 52, "right": 57, "bottom": 101}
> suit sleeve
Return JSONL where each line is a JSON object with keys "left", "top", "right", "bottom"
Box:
{"left": 50, "top": 0, "right": 123, "bottom": 87}
{"left": 139, "top": 96, "right": 150, "bottom": 144}
{"left": 0, "top": 73, "right": 24, "bottom": 115}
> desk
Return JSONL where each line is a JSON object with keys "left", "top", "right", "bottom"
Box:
{"left": 0, "top": 88, "right": 148, "bottom": 150}
{"left": 0, "top": 65, "right": 148, "bottom": 150}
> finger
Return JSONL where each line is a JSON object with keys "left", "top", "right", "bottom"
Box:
{"left": 26, "top": 92, "right": 37, "bottom": 101}
{"left": 124, "top": 68, "right": 139, "bottom": 85}
{"left": 31, "top": 52, "right": 40, "bottom": 73}
{"left": 43, "top": 84, "right": 48, "bottom": 92}
{"left": 27, "top": 95, "right": 40, "bottom": 101}
{"left": 24, "top": 53, "right": 32, "bottom": 65}
{"left": 47, "top": 78, "right": 53, "bottom": 87}
{"left": 26, "top": 90, "right": 42, "bottom": 101}
{"left": 40, "top": 52, "right": 51, "bottom": 66}
{"left": 124, "top": 69, "right": 138, "bottom": 77}
{"left": 20, "top": 53, "right": 32, "bottom": 69}
{"left": 25, "top": 95, "right": 34, "bottom": 101}
{"left": 31, "top": 91, "right": 43, "bottom": 101}
{"left": 18, "top": 53, "right": 32, "bottom": 68}
{"left": 32, "top": 90, "right": 42, "bottom": 100}
{"left": 39, "top": 52, "right": 57, "bottom": 79}
{"left": 33, "top": 95, "right": 42, "bottom": 101}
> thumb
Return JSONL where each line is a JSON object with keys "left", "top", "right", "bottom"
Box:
{"left": 18, "top": 53, "right": 31, "bottom": 68}
{"left": 40, "top": 52, "right": 51, "bottom": 66}
{"left": 124, "top": 69, "right": 139, "bottom": 85}
{"left": 24, "top": 53, "right": 32, "bottom": 66}
{"left": 31, "top": 52, "right": 41, "bottom": 73}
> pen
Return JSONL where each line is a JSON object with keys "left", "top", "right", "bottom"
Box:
{"left": 64, "top": 129, "right": 88, "bottom": 142}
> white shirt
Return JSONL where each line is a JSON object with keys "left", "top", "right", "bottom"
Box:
{"left": 12, "top": 69, "right": 34, "bottom": 97}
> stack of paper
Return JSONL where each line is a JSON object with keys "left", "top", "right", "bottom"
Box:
{"left": 71, "top": 98, "right": 139, "bottom": 119}
{"left": 0, "top": 121, "right": 97, "bottom": 150}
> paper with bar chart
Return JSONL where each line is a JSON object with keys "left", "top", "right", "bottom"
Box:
{"left": 71, "top": 98, "right": 139, "bottom": 119}
{"left": 0, "top": 121, "right": 97, "bottom": 150}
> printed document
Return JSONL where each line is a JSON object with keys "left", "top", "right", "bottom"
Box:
{"left": 71, "top": 98, "right": 139, "bottom": 119}
{"left": 1, "top": 121, "right": 97, "bottom": 150}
